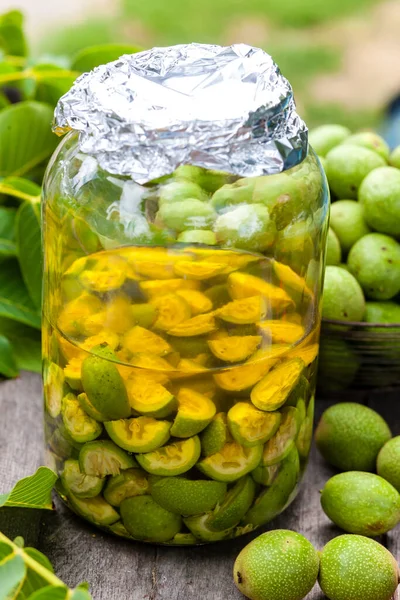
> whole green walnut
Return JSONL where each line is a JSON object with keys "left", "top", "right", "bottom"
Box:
{"left": 378, "top": 437, "right": 400, "bottom": 493}
{"left": 358, "top": 167, "right": 400, "bottom": 237}
{"left": 342, "top": 131, "right": 390, "bottom": 161}
{"left": 326, "top": 145, "right": 386, "bottom": 199}
{"left": 158, "top": 180, "right": 207, "bottom": 205}
{"left": 214, "top": 203, "right": 276, "bottom": 252}
{"left": 329, "top": 200, "right": 370, "bottom": 253}
{"left": 233, "top": 530, "right": 319, "bottom": 600}
{"left": 157, "top": 199, "right": 216, "bottom": 232}
{"left": 322, "top": 266, "right": 365, "bottom": 322}
{"left": 347, "top": 233, "right": 400, "bottom": 300}
{"left": 321, "top": 471, "right": 400, "bottom": 536}
{"left": 309, "top": 124, "right": 351, "bottom": 157}
{"left": 315, "top": 402, "right": 391, "bottom": 471}
{"left": 389, "top": 145, "right": 400, "bottom": 169}
{"left": 319, "top": 535, "right": 399, "bottom": 600}
{"left": 326, "top": 227, "right": 342, "bottom": 265}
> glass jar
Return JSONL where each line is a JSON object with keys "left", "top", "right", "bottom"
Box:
{"left": 42, "top": 45, "right": 329, "bottom": 545}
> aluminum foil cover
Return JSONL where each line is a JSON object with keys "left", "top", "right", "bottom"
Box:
{"left": 54, "top": 43, "right": 308, "bottom": 184}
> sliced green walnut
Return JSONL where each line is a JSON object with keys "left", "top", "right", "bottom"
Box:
{"left": 213, "top": 359, "right": 272, "bottom": 392}
{"left": 227, "top": 402, "right": 281, "bottom": 447}
{"left": 57, "top": 293, "right": 104, "bottom": 337}
{"left": 103, "top": 468, "right": 149, "bottom": 507}
{"left": 174, "top": 260, "right": 226, "bottom": 280}
{"left": 77, "top": 392, "right": 108, "bottom": 422}
{"left": 208, "top": 335, "right": 261, "bottom": 363}
{"left": 130, "top": 303, "right": 157, "bottom": 328}
{"left": 257, "top": 321, "right": 305, "bottom": 345}
{"left": 150, "top": 293, "right": 191, "bottom": 331}
{"left": 262, "top": 407, "right": 301, "bottom": 466}
{"left": 244, "top": 446, "right": 300, "bottom": 527}
{"left": 123, "top": 325, "right": 172, "bottom": 356}
{"left": 251, "top": 463, "right": 280, "bottom": 486}
{"left": 44, "top": 362, "right": 65, "bottom": 418}
{"left": 150, "top": 476, "right": 227, "bottom": 516}
{"left": 170, "top": 388, "right": 216, "bottom": 438}
{"left": 139, "top": 278, "right": 200, "bottom": 299}
{"left": 272, "top": 261, "right": 313, "bottom": 297}
{"left": 205, "top": 284, "right": 231, "bottom": 308}
{"left": 79, "top": 440, "right": 137, "bottom": 477}
{"left": 61, "top": 459, "right": 104, "bottom": 499}
{"left": 167, "top": 313, "right": 217, "bottom": 337}
{"left": 208, "top": 475, "right": 256, "bottom": 531}
{"left": 251, "top": 358, "right": 305, "bottom": 412}
{"left": 287, "top": 343, "right": 319, "bottom": 367}
{"left": 105, "top": 417, "right": 171, "bottom": 453}
{"left": 183, "top": 513, "right": 234, "bottom": 542}
{"left": 216, "top": 296, "right": 267, "bottom": 325}
{"left": 126, "top": 375, "right": 177, "bottom": 418}
{"left": 197, "top": 441, "right": 262, "bottom": 482}
{"left": 227, "top": 271, "right": 294, "bottom": 311}
{"left": 81, "top": 344, "right": 131, "bottom": 420}
{"left": 63, "top": 358, "right": 83, "bottom": 392}
{"left": 136, "top": 436, "right": 201, "bottom": 476}
{"left": 120, "top": 495, "right": 182, "bottom": 543}
{"left": 68, "top": 493, "right": 120, "bottom": 526}
{"left": 201, "top": 412, "right": 230, "bottom": 457}
{"left": 61, "top": 393, "right": 103, "bottom": 443}
{"left": 296, "top": 395, "right": 314, "bottom": 459}
{"left": 175, "top": 289, "right": 213, "bottom": 315}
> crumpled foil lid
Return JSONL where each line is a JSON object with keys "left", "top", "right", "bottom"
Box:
{"left": 54, "top": 43, "right": 308, "bottom": 184}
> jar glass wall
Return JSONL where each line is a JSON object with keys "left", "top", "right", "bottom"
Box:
{"left": 42, "top": 131, "right": 329, "bottom": 544}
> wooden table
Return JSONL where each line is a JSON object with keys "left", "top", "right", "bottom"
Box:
{"left": 1, "top": 373, "right": 399, "bottom": 600}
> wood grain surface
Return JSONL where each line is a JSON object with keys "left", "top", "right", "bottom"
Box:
{"left": 0, "top": 372, "right": 398, "bottom": 600}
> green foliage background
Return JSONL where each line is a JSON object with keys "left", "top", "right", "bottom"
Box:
{"left": 0, "top": 10, "right": 139, "bottom": 379}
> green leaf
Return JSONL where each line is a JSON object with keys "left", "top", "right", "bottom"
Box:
{"left": 0, "top": 207, "right": 16, "bottom": 240}
{"left": 0, "top": 334, "right": 18, "bottom": 378}
{"left": 32, "top": 64, "right": 77, "bottom": 106}
{"left": 0, "top": 177, "right": 41, "bottom": 203}
{"left": 19, "top": 549, "right": 54, "bottom": 598}
{"left": 0, "top": 101, "right": 58, "bottom": 178}
{"left": 0, "top": 238, "right": 16, "bottom": 257}
{"left": 16, "top": 202, "right": 42, "bottom": 309}
{"left": 0, "top": 467, "right": 57, "bottom": 510}
{"left": 0, "top": 10, "right": 27, "bottom": 57}
{"left": 0, "top": 260, "right": 41, "bottom": 329}
{"left": 71, "top": 44, "right": 141, "bottom": 72}
{"left": 28, "top": 587, "right": 68, "bottom": 600}
{"left": 70, "top": 589, "right": 92, "bottom": 600}
{"left": 0, "top": 318, "right": 41, "bottom": 373}
{"left": 0, "top": 554, "right": 26, "bottom": 600}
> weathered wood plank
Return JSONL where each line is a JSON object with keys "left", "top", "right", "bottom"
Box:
{"left": 0, "top": 373, "right": 43, "bottom": 547}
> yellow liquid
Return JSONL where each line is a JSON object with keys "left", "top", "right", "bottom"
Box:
{"left": 43, "top": 244, "right": 319, "bottom": 544}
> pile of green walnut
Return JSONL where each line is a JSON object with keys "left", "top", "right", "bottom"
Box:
{"left": 309, "top": 125, "right": 400, "bottom": 391}
{"left": 233, "top": 402, "right": 400, "bottom": 600}
{"left": 233, "top": 530, "right": 399, "bottom": 600}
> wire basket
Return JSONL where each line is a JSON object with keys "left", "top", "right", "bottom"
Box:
{"left": 318, "top": 318, "right": 400, "bottom": 393}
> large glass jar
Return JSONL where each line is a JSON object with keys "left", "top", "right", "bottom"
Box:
{"left": 42, "top": 45, "right": 329, "bottom": 545}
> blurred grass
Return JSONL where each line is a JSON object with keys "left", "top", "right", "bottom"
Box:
{"left": 40, "top": 0, "right": 384, "bottom": 130}
{"left": 122, "top": 0, "right": 379, "bottom": 42}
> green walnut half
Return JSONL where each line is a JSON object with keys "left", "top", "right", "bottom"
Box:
{"left": 61, "top": 459, "right": 104, "bottom": 499}
{"left": 105, "top": 417, "right": 171, "bottom": 453}
{"left": 81, "top": 344, "right": 131, "bottom": 420}
{"left": 120, "top": 495, "right": 182, "bottom": 543}
{"left": 136, "top": 436, "right": 201, "bottom": 476}
{"left": 103, "top": 468, "right": 149, "bottom": 507}
{"left": 79, "top": 440, "right": 137, "bottom": 477}
{"left": 227, "top": 402, "right": 281, "bottom": 447}
{"left": 150, "top": 476, "right": 227, "bottom": 516}
{"left": 251, "top": 358, "right": 305, "bottom": 412}
{"left": 197, "top": 441, "right": 262, "bottom": 482}
{"left": 262, "top": 407, "right": 301, "bottom": 466}
{"left": 61, "top": 393, "right": 103, "bottom": 443}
